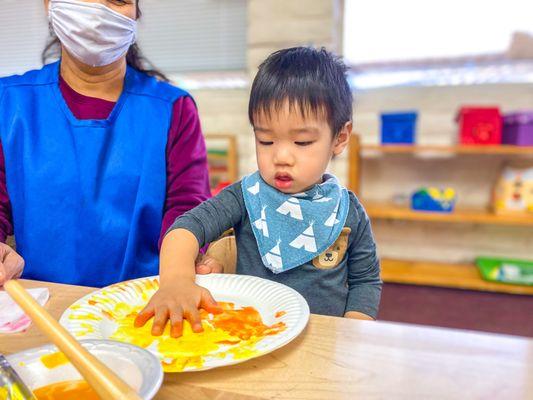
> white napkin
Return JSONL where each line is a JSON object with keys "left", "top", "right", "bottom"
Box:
{"left": 0, "top": 288, "right": 50, "bottom": 333}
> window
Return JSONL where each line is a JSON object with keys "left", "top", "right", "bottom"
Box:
{"left": 343, "top": 0, "right": 533, "bottom": 88}
{"left": 0, "top": 1, "right": 49, "bottom": 77}
{"left": 138, "top": 0, "right": 247, "bottom": 74}
{"left": 0, "top": 0, "right": 247, "bottom": 79}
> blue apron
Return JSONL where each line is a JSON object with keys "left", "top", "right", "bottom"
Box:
{"left": 0, "top": 61, "right": 188, "bottom": 286}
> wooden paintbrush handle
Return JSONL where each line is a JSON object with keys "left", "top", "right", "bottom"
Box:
{"left": 4, "top": 280, "right": 142, "bottom": 400}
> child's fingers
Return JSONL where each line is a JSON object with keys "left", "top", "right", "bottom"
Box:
{"left": 169, "top": 307, "right": 184, "bottom": 338}
{"left": 206, "top": 257, "right": 224, "bottom": 273}
{"left": 134, "top": 304, "right": 155, "bottom": 328}
{"left": 195, "top": 263, "right": 212, "bottom": 275}
{"left": 184, "top": 306, "right": 203, "bottom": 333}
{"left": 195, "top": 256, "right": 224, "bottom": 274}
{"left": 151, "top": 305, "right": 170, "bottom": 336}
{"left": 200, "top": 289, "right": 222, "bottom": 314}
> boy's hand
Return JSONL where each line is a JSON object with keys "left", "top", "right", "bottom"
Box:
{"left": 344, "top": 311, "right": 375, "bottom": 321}
{"left": 134, "top": 281, "right": 222, "bottom": 338}
{"left": 195, "top": 254, "right": 224, "bottom": 275}
{"left": 0, "top": 243, "right": 24, "bottom": 286}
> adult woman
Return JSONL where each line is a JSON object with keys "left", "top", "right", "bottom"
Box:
{"left": 0, "top": 0, "right": 212, "bottom": 286}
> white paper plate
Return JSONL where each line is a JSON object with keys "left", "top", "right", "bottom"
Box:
{"left": 59, "top": 274, "right": 310, "bottom": 372}
{"left": 6, "top": 339, "right": 163, "bottom": 399}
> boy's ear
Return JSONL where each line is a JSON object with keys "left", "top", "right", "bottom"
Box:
{"left": 333, "top": 121, "right": 352, "bottom": 156}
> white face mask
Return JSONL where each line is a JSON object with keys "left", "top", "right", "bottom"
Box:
{"left": 48, "top": 0, "right": 137, "bottom": 67}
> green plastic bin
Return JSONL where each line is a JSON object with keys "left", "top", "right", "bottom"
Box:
{"left": 476, "top": 256, "right": 533, "bottom": 286}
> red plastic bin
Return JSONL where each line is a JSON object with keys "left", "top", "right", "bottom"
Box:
{"left": 457, "top": 107, "right": 502, "bottom": 145}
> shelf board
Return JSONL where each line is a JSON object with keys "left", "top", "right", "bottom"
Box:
{"left": 362, "top": 144, "right": 533, "bottom": 155}
{"left": 381, "top": 258, "right": 533, "bottom": 295}
{"left": 365, "top": 201, "right": 533, "bottom": 226}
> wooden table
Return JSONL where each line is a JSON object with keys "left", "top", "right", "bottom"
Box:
{"left": 1, "top": 280, "right": 532, "bottom": 399}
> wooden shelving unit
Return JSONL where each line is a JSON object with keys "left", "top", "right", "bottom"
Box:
{"left": 364, "top": 201, "right": 533, "bottom": 226}
{"left": 381, "top": 259, "right": 533, "bottom": 295}
{"left": 362, "top": 144, "right": 533, "bottom": 155}
{"left": 205, "top": 134, "right": 238, "bottom": 190}
{"left": 349, "top": 136, "right": 533, "bottom": 295}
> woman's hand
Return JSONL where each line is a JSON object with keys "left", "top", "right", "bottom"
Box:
{"left": 0, "top": 243, "right": 24, "bottom": 286}
{"left": 195, "top": 254, "right": 224, "bottom": 275}
{"left": 134, "top": 280, "right": 221, "bottom": 338}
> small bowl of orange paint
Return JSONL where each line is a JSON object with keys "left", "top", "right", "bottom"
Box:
{"left": 5, "top": 339, "right": 163, "bottom": 399}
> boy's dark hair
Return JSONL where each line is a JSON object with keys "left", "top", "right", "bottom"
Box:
{"left": 249, "top": 47, "right": 353, "bottom": 136}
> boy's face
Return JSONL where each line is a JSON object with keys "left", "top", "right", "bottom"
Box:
{"left": 253, "top": 101, "right": 351, "bottom": 194}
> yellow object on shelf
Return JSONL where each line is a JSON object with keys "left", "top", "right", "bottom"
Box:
{"left": 492, "top": 166, "right": 533, "bottom": 214}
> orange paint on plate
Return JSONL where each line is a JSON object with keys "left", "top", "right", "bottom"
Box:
{"left": 109, "top": 301, "right": 285, "bottom": 371}
{"left": 71, "top": 279, "right": 287, "bottom": 372}
{"left": 33, "top": 380, "right": 99, "bottom": 400}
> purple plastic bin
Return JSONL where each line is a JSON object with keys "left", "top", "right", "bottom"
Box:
{"left": 502, "top": 112, "right": 533, "bottom": 146}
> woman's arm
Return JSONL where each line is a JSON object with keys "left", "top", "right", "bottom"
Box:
{"left": 0, "top": 141, "right": 24, "bottom": 286}
{"left": 159, "top": 96, "right": 211, "bottom": 247}
{"left": 0, "top": 141, "right": 14, "bottom": 243}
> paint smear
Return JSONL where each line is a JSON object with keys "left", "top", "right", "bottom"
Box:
{"left": 68, "top": 279, "right": 286, "bottom": 372}
{"left": 110, "top": 301, "right": 286, "bottom": 372}
{"left": 33, "top": 380, "right": 99, "bottom": 400}
{"left": 40, "top": 352, "right": 69, "bottom": 369}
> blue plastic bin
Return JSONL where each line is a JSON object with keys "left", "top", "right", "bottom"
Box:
{"left": 380, "top": 111, "right": 417, "bottom": 144}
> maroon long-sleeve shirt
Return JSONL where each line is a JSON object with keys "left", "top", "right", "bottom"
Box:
{"left": 0, "top": 75, "right": 211, "bottom": 245}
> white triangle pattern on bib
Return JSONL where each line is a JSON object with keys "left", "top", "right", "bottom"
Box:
{"left": 324, "top": 206, "right": 340, "bottom": 227}
{"left": 289, "top": 223, "right": 317, "bottom": 253}
{"left": 276, "top": 197, "right": 303, "bottom": 220}
{"left": 247, "top": 181, "right": 260, "bottom": 195}
{"left": 262, "top": 241, "right": 283, "bottom": 272}
{"left": 252, "top": 206, "right": 269, "bottom": 237}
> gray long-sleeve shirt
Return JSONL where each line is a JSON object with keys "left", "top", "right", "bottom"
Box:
{"left": 170, "top": 181, "right": 382, "bottom": 318}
